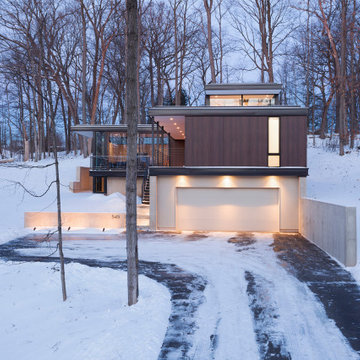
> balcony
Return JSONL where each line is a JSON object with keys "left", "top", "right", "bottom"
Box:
{"left": 90, "top": 148, "right": 185, "bottom": 173}
{"left": 90, "top": 155, "right": 151, "bottom": 171}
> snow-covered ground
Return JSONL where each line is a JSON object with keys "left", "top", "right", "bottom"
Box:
{"left": 0, "top": 154, "right": 128, "bottom": 244}
{"left": 0, "top": 139, "right": 360, "bottom": 359}
{"left": 0, "top": 260, "right": 170, "bottom": 360}
{"left": 2, "top": 233, "right": 359, "bottom": 360}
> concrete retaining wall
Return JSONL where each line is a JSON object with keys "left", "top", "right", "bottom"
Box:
{"left": 25, "top": 212, "right": 125, "bottom": 229}
{"left": 300, "top": 198, "right": 357, "bottom": 266}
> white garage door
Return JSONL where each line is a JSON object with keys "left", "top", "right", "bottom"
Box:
{"left": 176, "top": 188, "right": 279, "bottom": 232}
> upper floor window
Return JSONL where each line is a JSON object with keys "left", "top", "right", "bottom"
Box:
{"left": 209, "top": 94, "right": 275, "bottom": 106}
{"left": 209, "top": 95, "right": 242, "bottom": 106}
{"left": 243, "top": 95, "right": 275, "bottom": 106}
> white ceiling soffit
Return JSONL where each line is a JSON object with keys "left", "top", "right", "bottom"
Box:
{"left": 155, "top": 115, "right": 185, "bottom": 140}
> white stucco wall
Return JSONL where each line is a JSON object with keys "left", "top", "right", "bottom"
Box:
{"left": 107, "top": 177, "right": 143, "bottom": 197}
{"left": 150, "top": 175, "right": 300, "bottom": 232}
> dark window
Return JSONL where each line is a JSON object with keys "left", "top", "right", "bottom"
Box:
{"left": 93, "top": 176, "right": 107, "bottom": 194}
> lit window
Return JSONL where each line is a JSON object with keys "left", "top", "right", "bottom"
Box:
{"left": 268, "top": 117, "right": 279, "bottom": 153}
{"left": 209, "top": 95, "right": 242, "bottom": 106}
{"left": 268, "top": 117, "right": 280, "bottom": 167}
{"left": 268, "top": 155, "right": 280, "bottom": 167}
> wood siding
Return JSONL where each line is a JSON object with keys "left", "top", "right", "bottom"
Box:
{"left": 223, "top": 117, "right": 267, "bottom": 166}
{"left": 169, "top": 138, "right": 185, "bottom": 166}
{"left": 185, "top": 117, "right": 224, "bottom": 165}
{"left": 185, "top": 115, "right": 307, "bottom": 167}
{"left": 280, "top": 116, "right": 307, "bottom": 167}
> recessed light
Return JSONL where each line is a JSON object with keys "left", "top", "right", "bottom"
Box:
{"left": 177, "top": 127, "right": 180, "bottom": 129}
{"left": 170, "top": 117, "right": 174, "bottom": 120}
{"left": 174, "top": 123, "right": 177, "bottom": 125}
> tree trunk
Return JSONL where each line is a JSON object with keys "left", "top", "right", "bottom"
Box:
{"left": 52, "top": 114, "right": 67, "bottom": 301}
{"left": 126, "top": 0, "right": 139, "bottom": 306}
{"left": 204, "top": 0, "right": 216, "bottom": 83}
{"left": 81, "top": 0, "right": 87, "bottom": 125}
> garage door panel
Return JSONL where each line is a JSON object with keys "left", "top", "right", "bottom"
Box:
{"left": 177, "top": 188, "right": 279, "bottom": 232}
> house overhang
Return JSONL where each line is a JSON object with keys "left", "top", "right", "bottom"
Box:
{"left": 149, "top": 106, "right": 308, "bottom": 117}
{"left": 149, "top": 166, "right": 308, "bottom": 177}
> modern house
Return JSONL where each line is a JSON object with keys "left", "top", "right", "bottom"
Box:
{"left": 72, "top": 83, "right": 308, "bottom": 233}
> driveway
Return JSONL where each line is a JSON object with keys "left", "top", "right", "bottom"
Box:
{"left": 0, "top": 232, "right": 359, "bottom": 360}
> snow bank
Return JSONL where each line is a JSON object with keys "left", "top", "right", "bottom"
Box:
{"left": 306, "top": 137, "right": 360, "bottom": 280}
{"left": 0, "top": 260, "right": 170, "bottom": 360}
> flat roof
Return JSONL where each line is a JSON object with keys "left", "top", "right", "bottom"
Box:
{"left": 205, "top": 83, "right": 283, "bottom": 95}
{"left": 149, "top": 106, "right": 308, "bottom": 117}
{"left": 205, "top": 83, "right": 283, "bottom": 90}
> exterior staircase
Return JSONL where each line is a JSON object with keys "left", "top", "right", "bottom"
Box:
{"left": 142, "top": 172, "right": 150, "bottom": 205}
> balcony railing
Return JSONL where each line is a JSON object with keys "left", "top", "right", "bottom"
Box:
{"left": 91, "top": 155, "right": 151, "bottom": 171}
{"left": 90, "top": 148, "right": 185, "bottom": 171}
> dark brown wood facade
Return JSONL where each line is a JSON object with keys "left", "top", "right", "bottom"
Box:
{"left": 280, "top": 116, "right": 307, "bottom": 167}
{"left": 183, "top": 115, "right": 307, "bottom": 167}
{"left": 169, "top": 138, "right": 185, "bottom": 166}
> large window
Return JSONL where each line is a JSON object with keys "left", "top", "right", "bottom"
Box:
{"left": 210, "top": 95, "right": 242, "bottom": 106}
{"left": 209, "top": 94, "right": 275, "bottom": 106}
{"left": 268, "top": 117, "right": 280, "bottom": 167}
{"left": 243, "top": 95, "right": 275, "bottom": 106}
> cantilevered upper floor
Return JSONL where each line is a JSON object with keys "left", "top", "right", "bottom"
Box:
{"left": 72, "top": 83, "right": 308, "bottom": 177}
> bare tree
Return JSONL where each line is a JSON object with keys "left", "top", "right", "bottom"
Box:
{"left": 231, "top": 0, "right": 295, "bottom": 82}
{"left": 125, "top": 0, "right": 139, "bottom": 306}
{"left": 316, "top": 0, "right": 348, "bottom": 155}
{"left": 204, "top": 0, "right": 216, "bottom": 83}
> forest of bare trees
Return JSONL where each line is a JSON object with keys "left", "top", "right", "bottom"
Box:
{"left": 0, "top": 0, "right": 359, "bottom": 158}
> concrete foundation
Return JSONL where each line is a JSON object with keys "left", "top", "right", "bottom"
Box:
{"left": 300, "top": 198, "right": 357, "bottom": 266}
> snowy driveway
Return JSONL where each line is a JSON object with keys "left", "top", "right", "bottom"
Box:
{"left": 1, "top": 232, "right": 360, "bottom": 360}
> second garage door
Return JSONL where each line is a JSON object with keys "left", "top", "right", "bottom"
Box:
{"left": 176, "top": 187, "right": 279, "bottom": 232}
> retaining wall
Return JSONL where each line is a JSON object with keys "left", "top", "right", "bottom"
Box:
{"left": 24, "top": 212, "right": 125, "bottom": 229}
{"left": 300, "top": 198, "right": 357, "bottom": 266}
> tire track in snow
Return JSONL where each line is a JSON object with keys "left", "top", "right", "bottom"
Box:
{"left": 228, "top": 234, "right": 292, "bottom": 359}
{"left": 0, "top": 236, "right": 207, "bottom": 360}
{"left": 272, "top": 233, "right": 360, "bottom": 355}
{"left": 229, "top": 233, "right": 359, "bottom": 360}
{"left": 245, "top": 271, "right": 291, "bottom": 360}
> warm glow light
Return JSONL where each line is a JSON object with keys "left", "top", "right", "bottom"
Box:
{"left": 170, "top": 117, "right": 174, "bottom": 120}
{"left": 177, "top": 127, "right": 180, "bottom": 129}
{"left": 221, "top": 176, "right": 235, "bottom": 187}
{"left": 174, "top": 122, "right": 177, "bottom": 125}
{"left": 177, "top": 176, "right": 188, "bottom": 186}
{"left": 266, "top": 176, "right": 279, "bottom": 187}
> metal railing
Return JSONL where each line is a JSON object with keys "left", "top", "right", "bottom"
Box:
{"left": 90, "top": 148, "right": 185, "bottom": 171}
{"left": 90, "top": 155, "right": 151, "bottom": 171}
